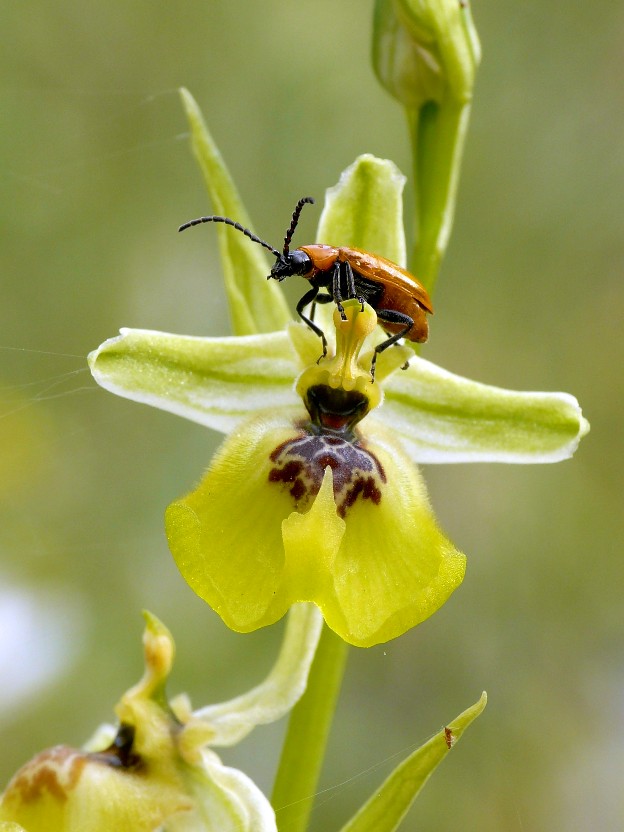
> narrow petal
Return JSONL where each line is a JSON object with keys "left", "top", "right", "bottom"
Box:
{"left": 339, "top": 693, "right": 487, "bottom": 832}
{"left": 180, "top": 88, "right": 291, "bottom": 336}
{"left": 88, "top": 328, "right": 300, "bottom": 433}
{"left": 381, "top": 355, "right": 590, "bottom": 463}
{"left": 194, "top": 604, "right": 323, "bottom": 747}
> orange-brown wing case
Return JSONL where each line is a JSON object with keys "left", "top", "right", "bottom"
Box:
{"left": 298, "top": 244, "right": 432, "bottom": 343}
{"left": 337, "top": 247, "right": 433, "bottom": 313}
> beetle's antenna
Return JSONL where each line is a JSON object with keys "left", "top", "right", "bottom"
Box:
{"left": 283, "top": 196, "right": 315, "bottom": 255}
{"left": 178, "top": 215, "right": 281, "bottom": 257}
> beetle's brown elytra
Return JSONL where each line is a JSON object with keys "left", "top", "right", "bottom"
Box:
{"left": 179, "top": 197, "right": 433, "bottom": 378}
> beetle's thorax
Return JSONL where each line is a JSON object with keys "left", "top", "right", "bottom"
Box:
{"left": 298, "top": 244, "right": 339, "bottom": 273}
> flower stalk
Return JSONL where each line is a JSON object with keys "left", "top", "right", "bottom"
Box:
{"left": 272, "top": 624, "right": 348, "bottom": 832}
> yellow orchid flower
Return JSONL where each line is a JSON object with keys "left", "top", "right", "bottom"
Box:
{"left": 88, "top": 92, "right": 588, "bottom": 648}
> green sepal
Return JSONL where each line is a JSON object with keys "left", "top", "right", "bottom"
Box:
{"left": 88, "top": 326, "right": 588, "bottom": 464}
{"left": 317, "top": 154, "right": 407, "bottom": 266}
{"left": 194, "top": 604, "right": 323, "bottom": 747}
{"left": 180, "top": 88, "right": 291, "bottom": 335}
{"left": 88, "top": 327, "right": 300, "bottom": 434}
{"left": 381, "top": 356, "right": 590, "bottom": 463}
{"left": 339, "top": 692, "right": 487, "bottom": 832}
{"left": 314, "top": 154, "right": 407, "bottom": 339}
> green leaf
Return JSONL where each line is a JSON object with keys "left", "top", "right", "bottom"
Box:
{"left": 381, "top": 355, "right": 590, "bottom": 463}
{"left": 88, "top": 327, "right": 300, "bottom": 433}
{"left": 180, "top": 88, "right": 291, "bottom": 335}
{"left": 339, "top": 693, "right": 487, "bottom": 832}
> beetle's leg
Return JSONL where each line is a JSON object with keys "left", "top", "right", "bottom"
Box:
{"left": 296, "top": 285, "right": 328, "bottom": 359}
{"left": 342, "top": 260, "right": 365, "bottom": 310}
{"left": 331, "top": 263, "right": 347, "bottom": 320}
{"left": 370, "top": 309, "right": 413, "bottom": 381}
{"left": 309, "top": 292, "right": 332, "bottom": 322}
{"left": 342, "top": 260, "right": 356, "bottom": 300}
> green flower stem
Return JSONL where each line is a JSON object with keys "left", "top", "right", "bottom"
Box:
{"left": 408, "top": 96, "right": 471, "bottom": 294}
{"left": 272, "top": 623, "right": 349, "bottom": 832}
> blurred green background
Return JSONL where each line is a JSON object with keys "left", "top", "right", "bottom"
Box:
{"left": 1, "top": 2, "right": 622, "bottom": 829}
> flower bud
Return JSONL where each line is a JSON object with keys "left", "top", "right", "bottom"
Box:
{"left": 372, "top": 0, "right": 481, "bottom": 289}
{"left": 373, "top": 0, "right": 480, "bottom": 109}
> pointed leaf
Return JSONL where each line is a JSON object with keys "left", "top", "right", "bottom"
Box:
{"left": 339, "top": 693, "right": 487, "bottom": 832}
{"left": 88, "top": 328, "right": 300, "bottom": 433}
{"left": 381, "top": 355, "right": 589, "bottom": 463}
{"left": 180, "top": 88, "right": 291, "bottom": 335}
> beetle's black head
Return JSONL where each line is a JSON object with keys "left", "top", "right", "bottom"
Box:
{"left": 269, "top": 250, "right": 312, "bottom": 282}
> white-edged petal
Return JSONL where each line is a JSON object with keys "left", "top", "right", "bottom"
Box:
{"left": 88, "top": 328, "right": 301, "bottom": 433}
{"left": 381, "top": 355, "right": 589, "bottom": 463}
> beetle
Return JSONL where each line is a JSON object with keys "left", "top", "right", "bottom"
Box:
{"left": 179, "top": 196, "right": 433, "bottom": 378}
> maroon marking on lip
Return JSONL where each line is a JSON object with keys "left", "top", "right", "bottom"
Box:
{"left": 268, "top": 428, "right": 386, "bottom": 518}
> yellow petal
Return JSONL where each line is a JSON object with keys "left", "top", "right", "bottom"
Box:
{"left": 166, "top": 409, "right": 465, "bottom": 646}
{"left": 321, "top": 418, "right": 466, "bottom": 646}
{"left": 165, "top": 409, "right": 304, "bottom": 632}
